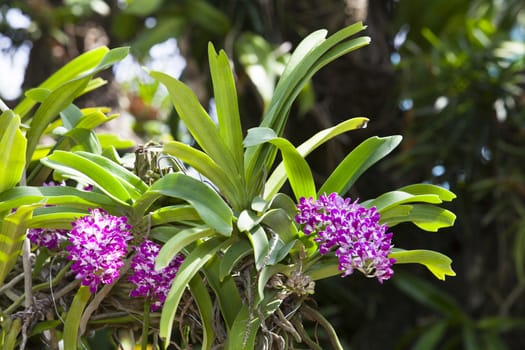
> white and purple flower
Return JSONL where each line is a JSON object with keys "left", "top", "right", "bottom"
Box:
{"left": 66, "top": 208, "right": 132, "bottom": 293}
{"left": 129, "top": 239, "right": 184, "bottom": 311}
{"left": 296, "top": 193, "right": 395, "bottom": 283}
{"left": 27, "top": 228, "right": 68, "bottom": 250}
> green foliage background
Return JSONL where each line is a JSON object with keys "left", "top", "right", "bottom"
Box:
{"left": 1, "top": 0, "right": 525, "bottom": 348}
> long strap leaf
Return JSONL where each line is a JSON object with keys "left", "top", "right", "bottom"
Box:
{"left": 163, "top": 141, "right": 245, "bottom": 210}
{"left": 159, "top": 237, "right": 228, "bottom": 347}
{"left": 63, "top": 286, "right": 92, "bottom": 349}
{"left": 319, "top": 135, "right": 402, "bottom": 196}
{"left": 245, "top": 127, "right": 315, "bottom": 200}
{"left": 0, "top": 204, "right": 40, "bottom": 286}
{"left": 14, "top": 47, "right": 109, "bottom": 119}
{"left": 149, "top": 71, "right": 240, "bottom": 186}
{"left": 244, "top": 23, "right": 369, "bottom": 196}
{"left": 0, "top": 110, "right": 27, "bottom": 193}
{"left": 188, "top": 274, "right": 215, "bottom": 350}
{"left": 41, "top": 151, "right": 133, "bottom": 206}
{"left": 133, "top": 173, "right": 233, "bottom": 236}
{"left": 208, "top": 43, "right": 245, "bottom": 177}
{"left": 0, "top": 186, "right": 121, "bottom": 213}
{"left": 390, "top": 249, "right": 456, "bottom": 280}
{"left": 264, "top": 117, "right": 368, "bottom": 199}
{"left": 25, "top": 76, "right": 92, "bottom": 162}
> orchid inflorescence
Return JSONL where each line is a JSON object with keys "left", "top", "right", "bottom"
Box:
{"left": 29, "top": 208, "right": 184, "bottom": 310}
{"left": 295, "top": 192, "right": 395, "bottom": 283}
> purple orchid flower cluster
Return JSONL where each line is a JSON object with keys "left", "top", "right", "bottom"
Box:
{"left": 295, "top": 192, "right": 395, "bottom": 283}
{"left": 27, "top": 208, "right": 183, "bottom": 311}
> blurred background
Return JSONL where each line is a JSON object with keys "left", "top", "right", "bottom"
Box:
{"left": 1, "top": 0, "right": 525, "bottom": 349}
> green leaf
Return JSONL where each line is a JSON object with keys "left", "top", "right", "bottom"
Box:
{"left": 163, "top": 141, "right": 244, "bottom": 210}
{"left": 124, "top": 0, "right": 163, "bottom": 15}
{"left": 264, "top": 117, "right": 369, "bottom": 199}
{"left": 88, "top": 47, "right": 129, "bottom": 75}
{"left": 29, "top": 208, "right": 84, "bottom": 229}
{"left": 257, "top": 264, "right": 294, "bottom": 300}
{"left": 0, "top": 186, "right": 121, "bottom": 213}
{"left": 413, "top": 320, "right": 449, "bottom": 350}
{"left": 305, "top": 257, "right": 341, "bottom": 281}
{"left": 155, "top": 226, "right": 215, "bottom": 270}
{"left": 75, "top": 109, "right": 118, "bottom": 130}
{"left": 266, "top": 237, "right": 297, "bottom": 267}
{"left": 224, "top": 293, "right": 283, "bottom": 350}
{"left": 25, "top": 76, "right": 92, "bottom": 161}
{"left": 29, "top": 320, "right": 63, "bottom": 337}
{"left": 27, "top": 128, "right": 102, "bottom": 185}
{"left": 208, "top": 43, "right": 244, "bottom": 175}
{"left": 236, "top": 33, "right": 286, "bottom": 108}
{"left": 0, "top": 204, "right": 40, "bottom": 286}
{"left": 382, "top": 204, "right": 456, "bottom": 231}
{"left": 149, "top": 71, "right": 239, "bottom": 182}
{"left": 390, "top": 249, "right": 456, "bottom": 280}
{"left": 393, "top": 271, "right": 464, "bottom": 318}
{"left": 245, "top": 225, "right": 270, "bottom": 270}
{"left": 463, "top": 324, "right": 480, "bottom": 350}
{"left": 186, "top": 0, "right": 230, "bottom": 35}
{"left": 398, "top": 184, "right": 456, "bottom": 202}
{"left": 260, "top": 208, "right": 298, "bottom": 243}
{"left": 244, "top": 23, "right": 369, "bottom": 195}
{"left": 15, "top": 46, "right": 109, "bottom": 119}
{"left": 0, "top": 110, "right": 27, "bottom": 193}
{"left": 245, "top": 127, "right": 315, "bottom": 200}
{"left": 63, "top": 286, "right": 91, "bottom": 349}
{"left": 476, "top": 316, "right": 525, "bottom": 332}
{"left": 266, "top": 193, "right": 298, "bottom": 218}
{"left": 24, "top": 87, "right": 51, "bottom": 103}
{"left": 378, "top": 205, "right": 412, "bottom": 224}
{"left": 97, "top": 133, "right": 134, "bottom": 149}
{"left": 41, "top": 151, "right": 133, "bottom": 206}
{"left": 83, "top": 77, "right": 108, "bottom": 95}
{"left": 64, "top": 128, "right": 101, "bottom": 154}
{"left": 188, "top": 274, "right": 215, "bottom": 350}
{"left": 75, "top": 151, "right": 148, "bottom": 195}
{"left": 134, "top": 173, "right": 233, "bottom": 236}
{"left": 3, "top": 317, "right": 22, "bottom": 350}
{"left": 276, "top": 24, "right": 368, "bottom": 133}
{"left": 219, "top": 239, "right": 252, "bottom": 281}
{"left": 319, "top": 136, "right": 402, "bottom": 196}
{"left": 22, "top": 47, "right": 127, "bottom": 160}
{"left": 147, "top": 205, "right": 200, "bottom": 226}
{"left": 130, "top": 18, "right": 186, "bottom": 58}
{"left": 314, "top": 36, "right": 371, "bottom": 72}
{"left": 362, "top": 191, "right": 443, "bottom": 212}
{"left": 203, "top": 258, "right": 243, "bottom": 329}
{"left": 60, "top": 104, "right": 83, "bottom": 130}
{"left": 224, "top": 305, "right": 254, "bottom": 350}
{"left": 279, "top": 29, "right": 328, "bottom": 83}
{"left": 237, "top": 209, "right": 260, "bottom": 232}
{"left": 159, "top": 237, "right": 228, "bottom": 346}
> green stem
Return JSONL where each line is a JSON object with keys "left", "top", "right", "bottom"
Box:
{"left": 301, "top": 304, "right": 344, "bottom": 350}
{"left": 141, "top": 297, "right": 151, "bottom": 350}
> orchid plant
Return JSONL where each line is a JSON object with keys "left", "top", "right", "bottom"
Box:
{"left": 0, "top": 22, "right": 456, "bottom": 349}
